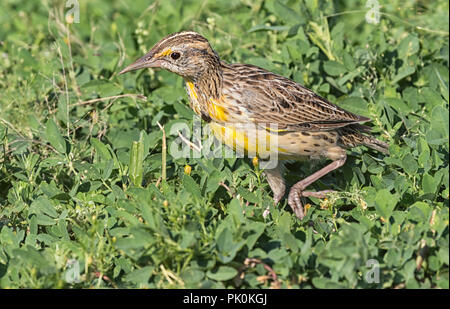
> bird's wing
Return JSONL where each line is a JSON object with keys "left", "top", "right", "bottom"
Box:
{"left": 222, "top": 63, "right": 370, "bottom": 131}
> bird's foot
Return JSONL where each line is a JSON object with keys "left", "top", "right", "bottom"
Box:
{"left": 273, "top": 192, "right": 285, "bottom": 205}
{"left": 287, "top": 186, "right": 334, "bottom": 220}
{"left": 287, "top": 186, "right": 305, "bottom": 220}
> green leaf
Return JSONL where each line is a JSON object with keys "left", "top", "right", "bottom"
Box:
{"left": 216, "top": 227, "right": 233, "bottom": 253}
{"left": 183, "top": 174, "right": 201, "bottom": 199}
{"left": 323, "top": 61, "right": 347, "bottom": 76}
{"left": 426, "top": 105, "right": 449, "bottom": 145}
{"left": 398, "top": 34, "right": 420, "bottom": 58}
{"left": 374, "top": 189, "right": 398, "bottom": 220}
{"left": 36, "top": 233, "right": 56, "bottom": 245}
{"left": 172, "top": 101, "right": 194, "bottom": 119}
{"left": 392, "top": 65, "right": 415, "bottom": 84}
{"left": 102, "top": 159, "right": 114, "bottom": 180}
{"left": 272, "top": 0, "right": 302, "bottom": 24}
{"left": 408, "top": 201, "right": 431, "bottom": 222}
{"left": 115, "top": 231, "right": 154, "bottom": 250}
{"left": 45, "top": 119, "right": 66, "bottom": 153}
{"left": 12, "top": 246, "right": 55, "bottom": 274}
{"left": 417, "top": 137, "right": 431, "bottom": 171}
{"left": 30, "top": 196, "right": 58, "bottom": 218}
{"left": 36, "top": 214, "right": 57, "bottom": 226}
{"left": 206, "top": 266, "right": 238, "bottom": 281}
{"left": 342, "top": 51, "right": 356, "bottom": 71}
{"left": 384, "top": 98, "right": 410, "bottom": 114}
{"left": 402, "top": 153, "right": 418, "bottom": 175}
{"left": 243, "top": 222, "right": 265, "bottom": 250}
{"left": 228, "top": 198, "right": 245, "bottom": 225}
{"left": 438, "top": 246, "right": 449, "bottom": 265}
{"left": 337, "top": 97, "right": 370, "bottom": 117}
{"left": 236, "top": 187, "right": 258, "bottom": 204}
{"left": 91, "top": 138, "right": 112, "bottom": 161}
{"left": 281, "top": 232, "right": 299, "bottom": 252}
{"left": 181, "top": 268, "right": 205, "bottom": 286}
{"left": 29, "top": 215, "right": 38, "bottom": 235}
{"left": 422, "top": 173, "right": 437, "bottom": 195}
{"left": 215, "top": 225, "right": 245, "bottom": 263}
{"left": 205, "top": 170, "right": 222, "bottom": 194}
{"left": 123, "top": 266, "right": 154, "bottom": 285}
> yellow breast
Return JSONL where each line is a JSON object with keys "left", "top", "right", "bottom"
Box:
{"left": 185, "top": 81, "right": 230, "bottom": 122}
{"left": 208, "top": 122, "right": 282, "bottom": 160}
{"left": 207, "top": 98, "right": 228, "bottom": 122}
{"left": 184, "top": 82, "right": 298, "bottom": 160}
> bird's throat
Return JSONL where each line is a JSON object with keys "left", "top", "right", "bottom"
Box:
{"left": 184, "top": 64, "right": 224, "bottom": 121}
{"left": 193, "top": 63, "right": 223, "bottom": 100}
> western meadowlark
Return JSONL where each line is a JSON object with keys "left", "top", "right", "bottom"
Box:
{"left": 119, "top": 31, "right": 389, "bottom": 220}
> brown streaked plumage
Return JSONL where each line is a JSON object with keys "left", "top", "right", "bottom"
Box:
{"left": 119, "top": 31, "right": 389, "bottom": 220}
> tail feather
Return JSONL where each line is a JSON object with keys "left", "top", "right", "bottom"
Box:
{"left": 339, "top": 125, "right": 389, "bottom": 155}
{"left": 362, "top": 136, "right": 389, "bottom": 155}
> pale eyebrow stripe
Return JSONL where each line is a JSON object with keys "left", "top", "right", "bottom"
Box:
{"left": 154, "top": 31, "right": 201, "bottom": 49}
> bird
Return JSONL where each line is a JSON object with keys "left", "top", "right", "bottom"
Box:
{"left": 119, "top": 31, "right": 389, "bottom": 220}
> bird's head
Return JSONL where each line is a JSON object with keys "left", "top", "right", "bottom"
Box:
{"left": 119, "top": 31, "right": 220, "bottom": 80}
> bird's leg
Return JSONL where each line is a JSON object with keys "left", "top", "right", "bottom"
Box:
{"left": 262, "top": 163, "right": 286, "bottom": 218}
{"left": 263, "top": 163, "right": 286, "bottom": 205}
{"left": 288, "top": 155, "right": 347, "bottom": 220}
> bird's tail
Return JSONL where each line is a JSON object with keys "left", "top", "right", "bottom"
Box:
{"left": 339, "top": 124, "right": 389, "bottom": 155}
{"left": 362, "top": 135, "right": 389, "bottom": 155}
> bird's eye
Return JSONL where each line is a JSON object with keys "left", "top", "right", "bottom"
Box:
{"left": 170, "top": 52, "right": 181, "bottom": 60}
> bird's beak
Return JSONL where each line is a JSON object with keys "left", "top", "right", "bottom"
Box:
{"left": 118, "top": 54, "right": 161, "bottom": 75}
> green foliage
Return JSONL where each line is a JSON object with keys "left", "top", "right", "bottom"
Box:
{"left": 0, "top": 0, "right": 448, "bottom": 288}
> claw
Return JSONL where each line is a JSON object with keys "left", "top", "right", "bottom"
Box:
{"left": 288, "top": 188, "right": 335, "bottom": 220}
{"left": 273, "top": 192, "right": 284, "bottom": 205}
{"left": 287, "top": 187, "right": 305, "bottom": 220}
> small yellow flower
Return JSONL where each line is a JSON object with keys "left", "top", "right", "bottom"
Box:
{"left": 252, "top": 157, "right": 259, "bottom": 168}
{"left": 163, "top": 200, "right": 169, "bottom": 207}
{"left": 184, "top": 164, "right": 192, "bottom": 175}
{"left": 304, "top": 203, "right": 311, "bottom": 214}
{"left": 112, "top": 236, "right": 117, "bottom": 243}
